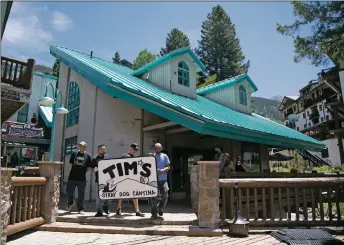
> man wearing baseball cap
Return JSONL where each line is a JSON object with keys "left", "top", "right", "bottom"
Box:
{"left": 66, "top": 141, "right": 92, "bottom": 214}
{"left": 116, "top": 143, "right": 145, "bottom": 217}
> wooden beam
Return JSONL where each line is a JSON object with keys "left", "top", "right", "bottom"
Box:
{"left": 143, "top": 121, "right": 177, "bottom": 132}
{"left": 165, "top": 127, "right": 190, "bottom": 135}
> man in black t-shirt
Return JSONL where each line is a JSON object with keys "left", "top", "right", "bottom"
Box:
{"left": 66, "top": 141, "right": 92, "bottom": 214}
{"left": 92, "top": 144, "right": 112, "bottom": 217}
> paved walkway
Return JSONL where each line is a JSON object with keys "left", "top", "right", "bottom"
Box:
{"left": 8, "top": 231, "right": 284, "bottom": 245}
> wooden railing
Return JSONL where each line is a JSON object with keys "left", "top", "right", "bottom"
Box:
{"left": 1, "top": 56, "right": 34, "bottom": 89}
{"left": 7, "top": 177, "right": 46, "bottom": 235}
{"left": 227, "top": 172, "right": 344, "bottom": 178}
{"left": 220, "top": 178, "right": 344, "bottom": 227}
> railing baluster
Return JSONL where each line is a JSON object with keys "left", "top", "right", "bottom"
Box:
{"left": 295, "top": 187, "right": 299, "bottom": 221}
{"left": 302, "top": 188, "right": 308, "bottom": 221}
{"left": 246, "top": 188, "right": 250, "bottom": 221}
{"left": 221, "top": 188, "right": 226, "bottom": 220}
{"left": 238, "top": 188, "right": 242, "bottom": 213}
{"left": 270, "top": 187, "right": 274, "bottom": 221}
{"left": 262, "top": 188, "right": 267, "bottom": 220}
{"left": 3, "top": 60, "right": 8, "bottom": 80}
{"left": 17, "top": 187, "right": 23, "bottom": 223}
{"left": 328, "top": 188, "right": 332, "bottom": 221}
{"left": 319, "top": 188, "right": 324, "bottom": 221}
{"left": 278, "top": 187, "right": 282, "bottom": 221}
{"left": 229, "top": 188, "right": 234, "bottom": 219}
{"left": 254, "top": 187, "right": 258, "bottom": 221}
{"left": 37, "top": 186, "right": 42, "bottom": 217}
{"left": 336, "top": 186, "right": 341, "bottom": 221}
{"left": 32, "top": 186, "right": 38, "bottom": 218}
{"left": 311, "top": 188, "right": 316, "bottom": 221}
{"left": 287, "top": 187, "right": 291, "bottom": 220}
{"left": 11, "top": 188, "right": 18, "bottom": 225}
{"left": 28, "top": 186, "right": 34, "bottom": 220}
{"left": 13, "top": 62, "right": 18, "bottom": 81}
{"left": 23, "top": 187, "right": 28, "bottom": 221}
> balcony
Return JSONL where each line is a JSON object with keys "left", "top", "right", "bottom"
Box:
{"left": 1, "top": 56, "right": 35, "bottom": 123}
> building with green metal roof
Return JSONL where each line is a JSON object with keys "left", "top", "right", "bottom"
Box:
{"left": 47, "top": 44, "right": 325, "bottom": 200}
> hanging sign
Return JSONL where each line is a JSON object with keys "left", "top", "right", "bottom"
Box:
{"left": 6, "top": 121, "right": 44, "bottom": 138}
{"left": 98, "top": 156, "right": 158, "bottom": 200}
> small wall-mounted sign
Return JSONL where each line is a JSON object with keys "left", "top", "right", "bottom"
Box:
{"left": 6, "top": 121, "right": 44, "bottom": 138}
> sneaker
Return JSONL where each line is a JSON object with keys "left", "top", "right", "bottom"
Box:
{"left": 95, "top": 211, "right": 103, "bottom": 217}
{"left": 103, "top": 206, "right": 110, "bottom": 215}
{"left": 136, "top": 211, "right": 145, "bottom": 217}
{"left": 116, "top": 208, "right": 121, "bottom": 215}
{"left": 78, "top": 210, "right": 85, "bottom": 215}
{"left": 66, "top": 202, "right": 75, "bottom": 212}
{"left": 150, "top": 215, "right": 158, "bottom": 220}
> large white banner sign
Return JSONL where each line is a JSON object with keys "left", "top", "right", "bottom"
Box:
{"left": 98, "top": 156, "right": 158, "bottom": 200}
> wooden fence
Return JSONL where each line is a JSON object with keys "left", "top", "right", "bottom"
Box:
{"left": 7, "top": 177, "right": 46, "bottom": 236}
{"left": 220, "top": 177, "right": 344, "bottom": 227}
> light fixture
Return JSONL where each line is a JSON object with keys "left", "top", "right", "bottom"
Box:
{"left": 39, "top": 96, "right": 55, "bottom": 106}
{"left": 56, "top": 105, "right": 69, "bottom": 115}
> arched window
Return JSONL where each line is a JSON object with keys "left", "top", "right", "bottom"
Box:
{"left": 177, "top": 61, "right": 189, "bottom": 87}
{"left": 66, "top": 81, "right": 80, "bottom": 127}
{"left": 239, "top": 85, "right": 247, "bottom": 105}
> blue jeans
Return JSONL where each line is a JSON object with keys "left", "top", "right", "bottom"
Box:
{"left": 96, "top": 187, "right": 109, "bottom": 212}
{"left": 67, "top": 180, "right": 86, "bottom": 211}
{"left": 151, "top": 181, "right": 169, "bottom": 216}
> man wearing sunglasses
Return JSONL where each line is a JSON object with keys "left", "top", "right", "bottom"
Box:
{"left": 150, "top": 143, "right": 170, "bottom": 220}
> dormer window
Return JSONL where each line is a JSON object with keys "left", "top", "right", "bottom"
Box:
{"left": 239, "top": 85, "right": 247, "bottom": 105}
{"left": 178, "top": 61, "right": 189, "bottom": 87}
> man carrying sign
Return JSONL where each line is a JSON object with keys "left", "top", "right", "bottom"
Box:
{"left": 151, "top": 143, "right": 170, "bottom": 220}
{"left": 116, "top": 143, "right": 145, "bottom": 217}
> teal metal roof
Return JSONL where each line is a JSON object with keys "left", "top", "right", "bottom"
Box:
{"left": 34, "top": 72, "right": 57, "bottom": 80}
{"left": 38, "top": 105, "right": 52, "bottom": 127}
{"left": 131, "top": 47, "right": 205, "bottom": 76}
{"left": 197, "top": 74, "right": 258, "bottom": 95}
{"left": 50, "top": 44, "right": 325, "bottom": 151}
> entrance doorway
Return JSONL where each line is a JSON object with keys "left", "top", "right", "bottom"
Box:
{"left": 170, "top": 147, "right": 202, "bottom": 203}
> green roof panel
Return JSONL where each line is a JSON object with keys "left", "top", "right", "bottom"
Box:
{"left": 50, "top": 44, "right": 325, "bottom": 151}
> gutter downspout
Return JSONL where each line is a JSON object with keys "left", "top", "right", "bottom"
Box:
{"left": 89, "top": 88, "right": 98, "bottom": 201}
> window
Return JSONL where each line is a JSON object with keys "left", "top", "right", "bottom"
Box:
{"left": 303, "top": 113, "right": 306, "bottom": 118}
{"left": 294, "top": 105, "right": 297, "bottom": 112}
{"left": 177, "top": 61, "right": 189, "bottom": 87}
{"left": 17, "top": 104, "right": 29, "bottom": 123}
{"left": 65, "top": 136, "right": 78, "bottom": 155}
{"left": 297, "top": 127, "right": 299, "bottom": 131}
{"left": 319, "top": 105, "right": 322, "bottom": 111}
{"left": 304, "top": 124, "right": 307, "bottom": 128}
{"left": 326, "top": 115, "right": 330, "bottom": 121}
{"left": 66, "top": 81, "right": 80, "bottom": 127}
{"left": 308, "top": 122, "right": 311, "bottom": 127}
{"left": 239, "top": 85, "right": 247, "bottom": 105}
{"left": 321, "top": 117, "right": 324, "bottom": 122}
{"left": 307, "top": 111, "right": 310, "bottom": 116}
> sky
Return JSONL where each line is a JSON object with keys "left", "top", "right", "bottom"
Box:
{"left": 2, "top": 2, "right": 332, "bottom": 99}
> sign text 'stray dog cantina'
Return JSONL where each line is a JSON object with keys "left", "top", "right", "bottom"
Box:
{"left": 98, "top": 156, "right": 158, "bottom": 200}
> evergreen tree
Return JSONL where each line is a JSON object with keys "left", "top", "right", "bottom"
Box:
{"left": 112, "top": 52, "right": 121, "bottom": 64}
{"left": 196, "top": 5, "right": 250, "bottom": 82}
{"left": 160, "top": 28, "right": 191, "bottom": 56}
{"left": 132, "top": 49, "right": 156, "bottom": 70}
{"left": 277, "top": 2, "right": 344, "bottom": 66}
{"left": 52, "top": 59, "right": 60, "bottom": 77}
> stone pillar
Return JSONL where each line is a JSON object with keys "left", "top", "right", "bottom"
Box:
{"left": 38, "top": 161, "right": 63, "bottom": 223}
{"left": 1, "top": 168, "right": 13, "bottom": 245}
{"left": 190, "top": 165, "right": 199, "bottom": 214}
{"left": 198, "top": 161, "right": 220, "bottom": 228}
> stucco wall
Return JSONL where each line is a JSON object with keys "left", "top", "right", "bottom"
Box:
{"left": 323, "top": 138, "right": 343, "bottom": 167}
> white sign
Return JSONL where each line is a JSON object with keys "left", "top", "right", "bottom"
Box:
{"left": 98, "top": 156, "right": 158, "bottom": 200}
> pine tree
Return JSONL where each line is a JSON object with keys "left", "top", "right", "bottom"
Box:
{"left": 160, "top": 28, "right": 191, "bottom": 56}
{"left": 52, "top": 59, "right": 60, "bottom": 77}
{"left": 112, "top": 52, "right": 121, "bottom": 64}
{"left": 195, "top": 5, "right": 250, "bottom": 82}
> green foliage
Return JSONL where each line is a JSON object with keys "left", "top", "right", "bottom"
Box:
{"left": 112, "top": 52, "right": 121, "bottom": 64}
{"left": 160, "top": 28, "right": 190, "bottom": 56}
{"left": 132, "top": 49, "right": 156, "bottom": 70}
{"left": 52, "top": 59, "right": 60, "bottom": 77}
{"left": 195, "top": 5, "right": 250, "bottom": 82}
{"left": 313, "top": 165, "right": 344, "bottom": 173}
{"left": 197, "top": 74, "right": 217, "bottom": 88}
{"left": 276, "top": 2, "right": 344, "bottom": 66}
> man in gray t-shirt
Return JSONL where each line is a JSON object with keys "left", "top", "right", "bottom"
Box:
{"left": 116, "top": 143, "right": 145, "bottom": 217}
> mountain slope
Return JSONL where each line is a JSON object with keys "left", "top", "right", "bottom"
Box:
{"left": 252, "top": 97, "right": 283, "bottom": 122}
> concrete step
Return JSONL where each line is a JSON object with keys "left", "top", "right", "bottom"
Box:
{"left": 34, "top": 222, "right": 224, "bottom": 236}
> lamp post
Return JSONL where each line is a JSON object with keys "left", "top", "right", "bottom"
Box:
{"left": 39, "top": 82, "right": 68, "bottom": 161}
